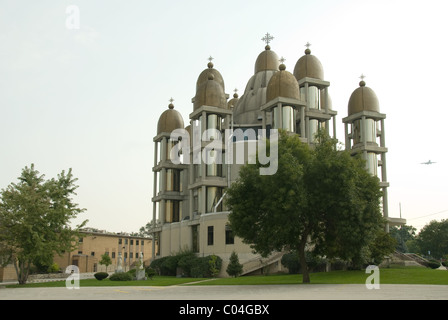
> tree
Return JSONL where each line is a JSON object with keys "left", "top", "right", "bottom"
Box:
{"left": 390, "top": 225, "right": 416, "bottom": 253}
{"left": 226, "top": 251, "right": 243, "bottom": 278}
{"left": 226, "top": 130, "right": 387, "bottom": 283}
{"left": 99, "top": 253, "right": 112, "bottom": 272}
{"left": 416, "top": 219, "right": 448, "bottom": 259}
{"left": 0, "top": 164, "right": 87, "bottom": 284}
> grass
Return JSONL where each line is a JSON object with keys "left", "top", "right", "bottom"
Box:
{"left": 198, "top": 266, "right": 448, "bottom": 286}
{"left": 5, "top": 266, "right": 448, "bottom": 288}
{"left": 5, "top": 276, "right": 207, "bottom": 288}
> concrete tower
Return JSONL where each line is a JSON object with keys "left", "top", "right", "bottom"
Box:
{"left": 151, "top": 100, "right": 188, "bottom": 257}
{"left": 342, "top": 77, "right": 404, "bottom": 231}
{"left": 261, "top": 59, "right": 305, "bottom": 134}
{"left": 293, "top": 44, "right": 337, "bottom": 142}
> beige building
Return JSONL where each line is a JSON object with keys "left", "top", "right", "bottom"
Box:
{"left": 54, "top": 228, "right": 153, "bottom": 273}
{"left": 150, "top": 34, "right": 405, "bottom": 277}
{"left": 0, "top": 228, "right": 153, "bottom": 282}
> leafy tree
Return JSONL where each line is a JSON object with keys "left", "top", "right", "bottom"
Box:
{"left": 390, "top": 225, "right": 416, "bottom": 253}
{"left": 416, "top": 219, "right": 448, "bottom": 259}
{"left": 0, "top": 164, "right": 87, "bottom": 284}
{"left": 226, "top": 251, "right": 243, "bottom": 278}
{"left": 226, "top": 130, "right": 387, "bottom": 283}
{"left": 99, "top": 253, "right": 112, "bottom": 272}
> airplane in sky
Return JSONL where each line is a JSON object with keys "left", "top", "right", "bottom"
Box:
{"left": 421, "top": 160, "right": 437, "bottom": 165}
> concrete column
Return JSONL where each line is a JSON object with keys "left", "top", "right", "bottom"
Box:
{"left": 344, "top": 122, "right": 350, "bottom": 151}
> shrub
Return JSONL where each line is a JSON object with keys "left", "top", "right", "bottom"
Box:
{"left": 427, "top": 260, "right": 441, "bottom": 269}
{"left": 94, "top": 272, "right": 109, "bottom": 281}
{"left": 226, "top": 251, "right": 243, "bottom": 278}
{"left": 145, "top": 267, "right": 156, "bottom": 280}
{"left": 109, "top": 272, "right": 133, "bottom": 281}
{"left": 47, "top": 263, "right": 60, "bottom": 273}
{"left": 281, "top": 252, "right": 300, "bottom": 274}
{"left": 177, "top": 252, "right": 198, "bottom": 277}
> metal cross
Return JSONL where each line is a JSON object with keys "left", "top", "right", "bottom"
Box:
{"left": 169, "top": 97, "right": 174, "bottom": 104}
{"left": 234, "top": 88, "right": 238, "bottom": 94}
{"left": 208, "top": 56, "right": 214, "bottom": 63}
{"left": 279, "top": 57, "right": 286, "bottom": 64}
{"left": 262, "top": 33, "right": 274, "bottom": 45}
{"left": 359, "top": 74, "right": 366, "bottom": 81}
{"left": 305, "top": 42, "right": 312, "bottom": 49}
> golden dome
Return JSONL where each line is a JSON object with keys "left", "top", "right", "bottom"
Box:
{"left": 293, "top": 48, "right": 324, "bottom": 81}
{"left": 347, "top": 81, "right": 380, "bottom": 116}
{"left": 157, "top": 102, "right": 185, "bottom": 134}
{"left": 196, "top": 60, "right": 225, "bottom": 91}
{"left": 266, "top": 63, "right": 300, "bottom": 102}
{"left": 254, "top": 45, "right": 280, "bottom": 74}
{"left": 193, "top": 73, "right": 227, "bottom": 110}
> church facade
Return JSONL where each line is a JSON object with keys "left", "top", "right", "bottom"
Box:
{"left": 149, "top": 34, "right": 405, "bottom": 276}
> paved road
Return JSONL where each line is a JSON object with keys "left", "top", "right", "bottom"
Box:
{"left": 1, "top": 283, "right": 448, "bottom": 300}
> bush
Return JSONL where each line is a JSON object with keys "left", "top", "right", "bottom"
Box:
{"left": 177, "top": 252, "right": 198, "bottom": 277}
{"left": 94, "top": 272, "right": 109, "bottom": 281}
{"left": 47, "top": 263, "right": 60, "bottom": 273}
{"left": 150, "top": 252, "right": 222, "bottom": 278}
{"left": 281, "top": 252, "right": 300, "bottom": 274}
{"left": 427, "top": 260, "right": 441, "bottom": 269}
{"left": 145, "top": 267, "right": 156, "bottom": 280}
{"left": 109, "top": 272, "right": 133, "bottom": 281}
{"left": 226, "top": 251, "right": 243, "bottom": 278}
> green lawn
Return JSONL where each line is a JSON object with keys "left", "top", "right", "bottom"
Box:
{"left": 5, "top": 276, "right": 207, "bottom": 288}
{"left": 6, "top": 266, "right": 448, "bottom": 288}
{"left": 199, "top": 266, "right": 448, "bottom": 286}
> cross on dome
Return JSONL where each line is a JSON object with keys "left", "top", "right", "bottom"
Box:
{"left": 261, "top": 33, "right": 274, "bottom": 46}
{"left": 359, "top": 74, "right": 366, "bottom": 81}
{"left": 279, "top": 57, "right": 286, "bottom": 64}
{"left": 208, "top": 56, "right": 214, "bottom": 63}
{"left": 305, "top": 42, "right": 312, "bottom": 49}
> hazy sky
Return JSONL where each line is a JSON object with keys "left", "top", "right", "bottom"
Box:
{"left": 1, "top": 0, "right": 447, "bottom": 233}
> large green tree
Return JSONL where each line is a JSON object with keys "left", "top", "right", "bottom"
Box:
{"left": 226, "top": 130, "right": 390, "bottom": 283}
{"left": 0, "top": 164, "right": 87, "bottom": 284}
{"left": 416, "top": 219, "right": 448, "bottom": 259}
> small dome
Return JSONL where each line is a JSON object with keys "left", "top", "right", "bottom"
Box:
{"left": 347, "top": 81, "right": 380, "bottom": 116}
{"left": 254, "top": 45, "right": 280, "bottom": 74}
{"left": 194, "top": 73, "right": 227, "bottom": 110}
{"left": 266, "top": 63, "right": 300, "bottom": 102}
{"left": 157, "top": 102, "right": 185, "bottom": 134}
{"left": 196, "top": 60, "right": 225, "bottom": 91}
{"left": 227, "top": 90, "right": 239, "bottom": 109}
{"left": 293, "top": 48, "right": 324, "bottom": 81}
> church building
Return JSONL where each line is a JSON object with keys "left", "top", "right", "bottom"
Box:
{"left": 150, "top": 34, "right": 405, "bottom": 276}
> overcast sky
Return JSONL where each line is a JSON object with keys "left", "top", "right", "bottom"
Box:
{"left": 1, "top": 0, "right": 447, "bottom": 233}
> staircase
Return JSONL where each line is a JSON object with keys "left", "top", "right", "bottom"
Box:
{"left": 240, "top": 251, "right": 285, "bottom": 276}
{"left": 392, "top": 251, "right": 428, "bottom": 267}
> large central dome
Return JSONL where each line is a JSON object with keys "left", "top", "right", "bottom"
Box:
{"left": 233, "top": 45, "right": 280, "bottom": 125}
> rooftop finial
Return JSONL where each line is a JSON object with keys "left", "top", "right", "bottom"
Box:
{"left": 207, "top": 56, "right": 214, "bottom": 68}
{"left": 233, "top": 88, "right": 238, "bottom": 98}
{"left": 279, "top": 57, "right": 286, "bottom": 70}
{"left": 305, "top": 42, "right": 311, "bottom": 54}
{"left": 359, "top": 74, "right": 366, "bottom": 86}
{"left": 262, "top": 32, "right": 274, "bottom": 49}
{"left": 168, "top": 97, "right": 174, "bottom": 109}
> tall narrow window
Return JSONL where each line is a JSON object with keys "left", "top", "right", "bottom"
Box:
{"left": 207, "top": 226, "right": 214, "bottom": 246}
{"left": 225, "top": 225, "right": 234, "bottom": 245}
{"left": 192, "top": 225, "right": 199, "bottom": 253}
